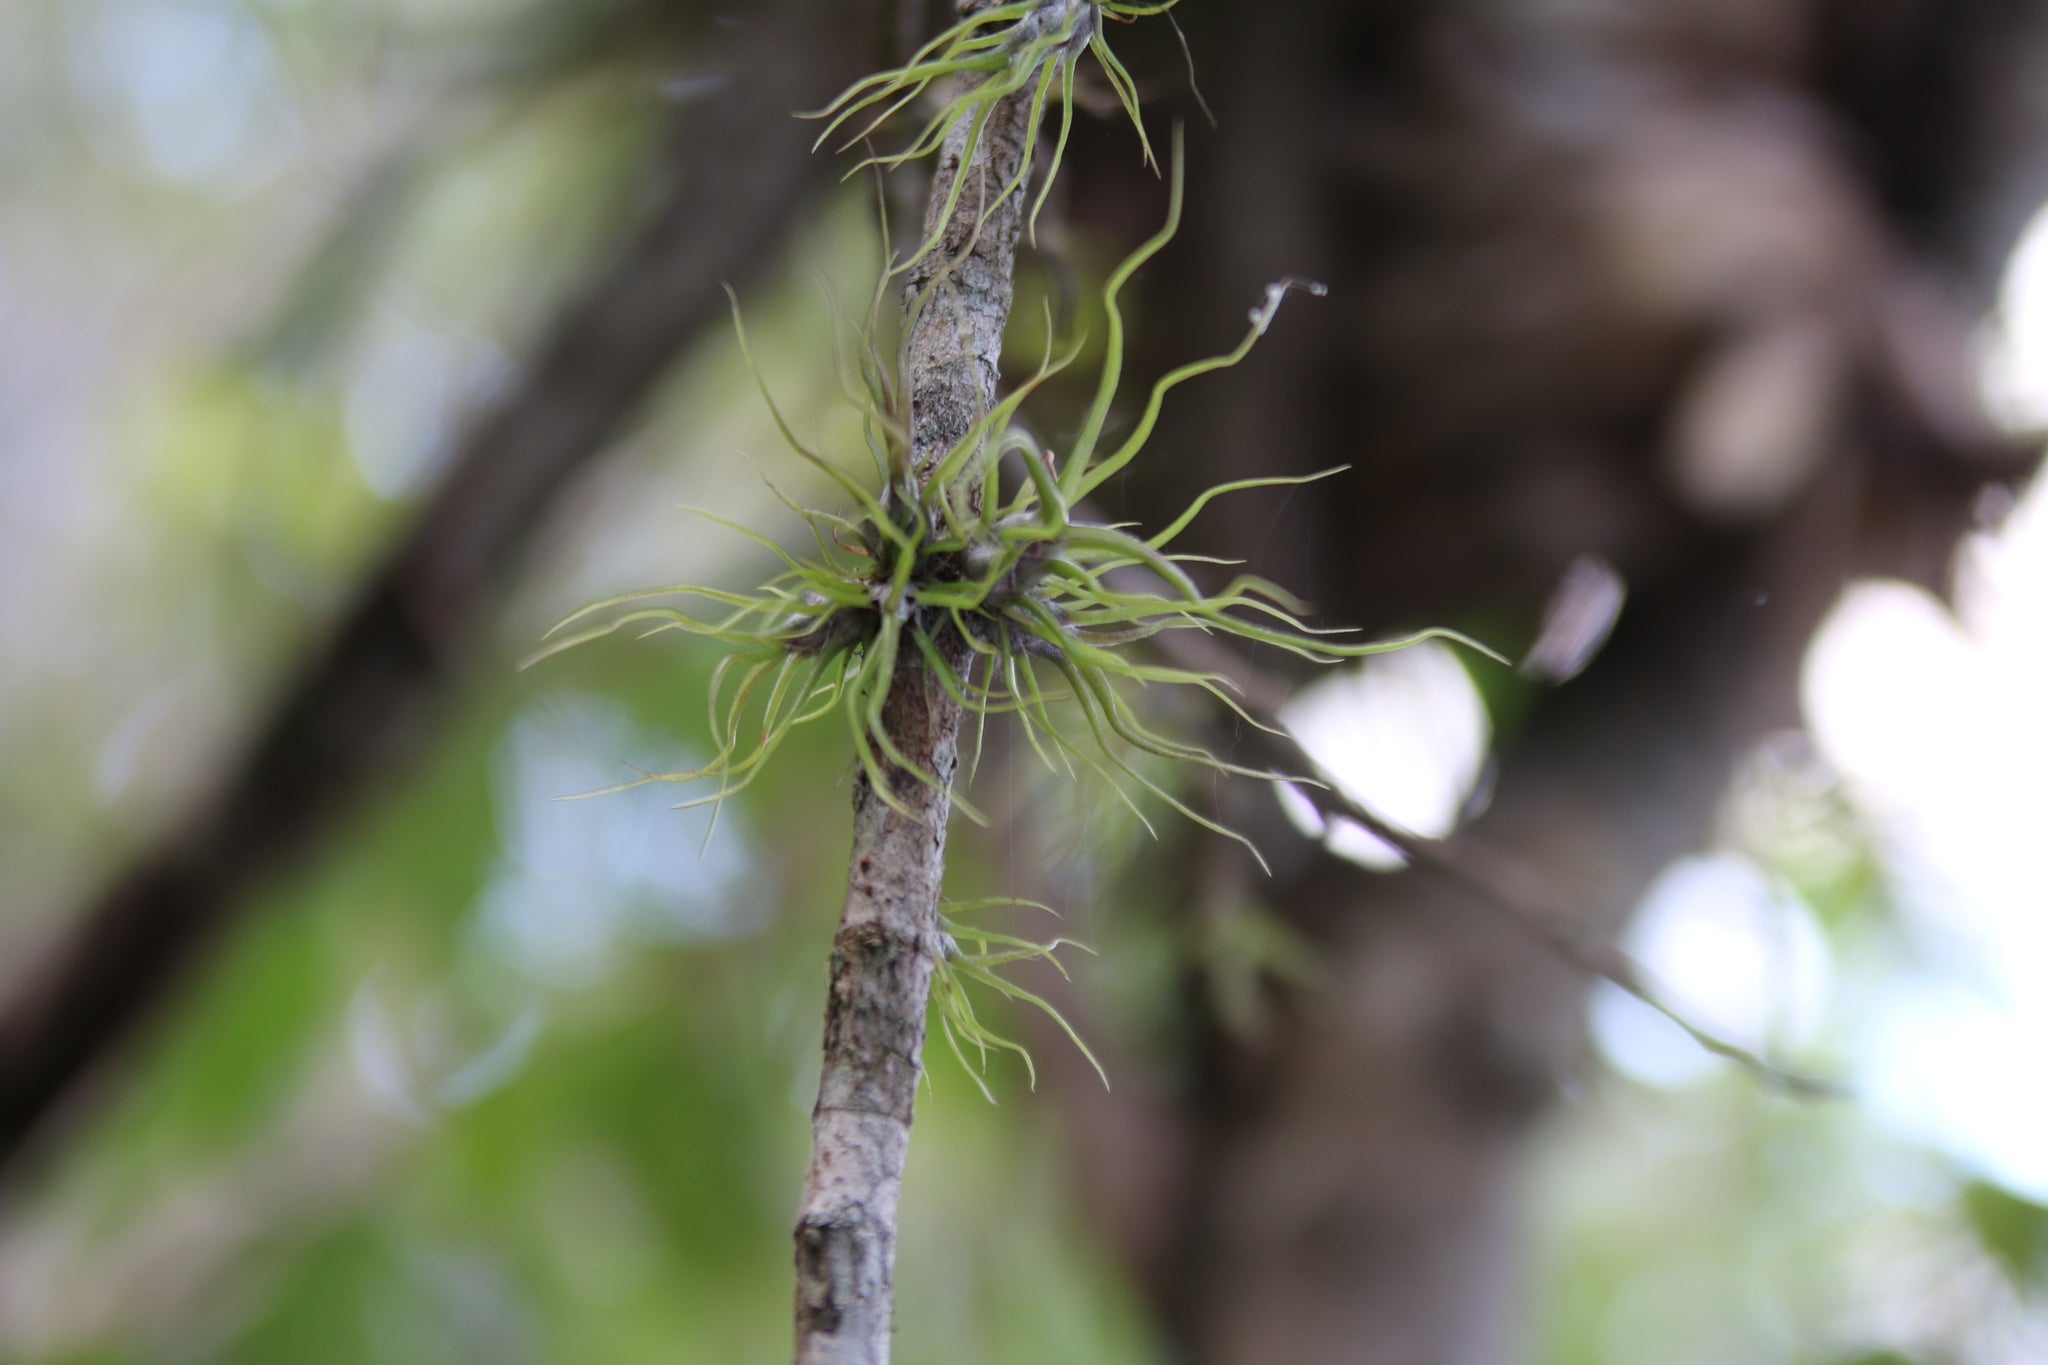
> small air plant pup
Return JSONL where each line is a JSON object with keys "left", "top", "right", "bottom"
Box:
{"left": 808, "top": 0, "right": 1191, "bottom": 255}
{"left": 529, "top": 4, "right": 1494, "bottom": 1361}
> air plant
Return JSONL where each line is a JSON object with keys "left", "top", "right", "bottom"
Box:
{"left": 529, "top": 140, "right": 1489, "bottom": 848}
{"left": 537, "top": 0, "right": 1495, "bottom": 1106}
{"left": 930, "top": 897, "right": 1104, "bottom": 1103}
{"left": 524, "top": 137, "right": 1497, "bottom": 1088}
{"left": 806, "top": 0, "right": 1193, "bottom": 255}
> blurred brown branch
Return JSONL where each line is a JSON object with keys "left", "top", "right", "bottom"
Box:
{"left": 1262, "top": 698, "right": 1842, "bottom": 1098}
{"left": 0, "top": 0, "right": 872, "bottom": 1196}
{"left": 1286, "top": 767, "right": 1845, "bottom": 1098}
{"left": 1142, "top": 598, "right": 1843, "bottom": 1097}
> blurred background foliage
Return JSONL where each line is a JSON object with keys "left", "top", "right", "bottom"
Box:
{"left": 3, "top": 1, "right": 2048, "bottom": 1363}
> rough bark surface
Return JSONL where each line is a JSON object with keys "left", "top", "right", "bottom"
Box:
{"left": 790, "top": 6, "right": 1039, "bottom": 1361}
{"left": 900, "top": 11, "right": 1041, "bottom": 482}
{"left": 793, "top": 664, "right": 963, "bottom": 1365}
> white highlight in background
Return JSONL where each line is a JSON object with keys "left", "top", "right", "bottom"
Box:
{"left": 1979, "top": 197, "right": 2048, "bottom": 431}
{"left": 1783, "top": 193, "right": 2048, "bottom": 1197}
{"left": 1591, "top": 855, "right": 1831, "bottom": 1090}
{"left": 1277, "top": 642, "right": 1491, "bottom": 868}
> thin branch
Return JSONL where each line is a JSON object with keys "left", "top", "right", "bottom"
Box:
{"left": 1151, "top": 629, "right": 1846, "bottom": 1100}
{"left": 1287, "top": 757, "right": 1843, "bottom": 1098}
{"left": 790, "top": 6, "right": 1052, "bottom": 1363}
{"left": 0, "top": 0, "right": 866, "bottom": 1194}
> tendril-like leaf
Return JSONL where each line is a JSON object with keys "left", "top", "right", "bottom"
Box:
{"left": 529, "top": 111, "right": 1503, "bottom": 963}
{"left": 807, "top": 0, "right": 1184, "bottom": 267}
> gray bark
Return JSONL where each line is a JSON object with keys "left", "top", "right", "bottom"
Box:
{"left": 792, "top": 662, "right": 962, "bottom": 1364}
{"left": 790, "top": 6, "right": 1040, "bottom": 1361}
{"left": 900, "top": 9, "right": 1044, "bottom": 485}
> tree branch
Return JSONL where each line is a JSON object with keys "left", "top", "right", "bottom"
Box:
{"left": 0, "top": 0, "right": 864, "bottom": 1194}
{"left": 1280, "top": 747, "right": 1844, "bottom": 1098}
{"left": 1152, "top": 630, "right": 1845, "bottom": 1099}
{"left": 791, "top": 5, "right": 1044, "bottom": 1360}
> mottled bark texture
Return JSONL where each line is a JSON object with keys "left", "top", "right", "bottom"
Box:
{"left": 899, "top": 5, "right": 1046, "bottom": 484}
{"left": 791, "top": 6, "right": 1040, "bottom": 1361}
{"left": 1039, "top": 3, "right": 2048, "bottom": 1362}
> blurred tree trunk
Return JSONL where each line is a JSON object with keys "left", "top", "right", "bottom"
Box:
{"left": 1050, "top": 3, "right": 2048, "bottom": 1362}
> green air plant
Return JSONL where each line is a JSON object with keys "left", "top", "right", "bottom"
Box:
{"left": 527, "top": 137, "right": 1493, "bottom": 874}
{"left": 532, "top": 13, "right": 1507, "bottom": 1354}
{"left": 807, "top": 0, "right": 1192, "bottom": 257}
{"left": 526, "top": 137, "right": 1499, "bottom": 1103}
{"left": 930, "top": 897, "right": 1105, "bottom": 1103}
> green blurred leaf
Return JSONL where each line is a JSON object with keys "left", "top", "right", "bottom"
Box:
{"left": 1962, "top": 1177, "right": 2048, "bottom": 1286}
